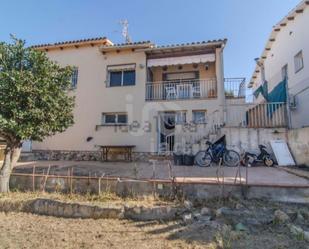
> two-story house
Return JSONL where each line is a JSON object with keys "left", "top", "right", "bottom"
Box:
{"left": 30, "top": 37, "right": 245, "bottom": 160}
{"left": 249, "top": 0, "right": 309, "bottom": 129}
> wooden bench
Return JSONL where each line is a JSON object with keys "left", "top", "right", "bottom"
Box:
{"left": 97, "top": 145, "right": 136, "bottom": 162}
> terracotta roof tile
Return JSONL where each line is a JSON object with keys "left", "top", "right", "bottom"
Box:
{"left": 154, "top": 39, "right": 227, "bottom": 49}
{"left": 31, "top": 36, "right": 108, "bottom": 49}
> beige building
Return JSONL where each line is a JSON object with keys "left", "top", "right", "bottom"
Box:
{"left": 30, "top": 37, "right": 246, "bottom": 159}
{"left": 249, "top": 0, "right": 309, "bottom": 129}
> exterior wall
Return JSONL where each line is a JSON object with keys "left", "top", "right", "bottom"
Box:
{"left": 288, "top": 127, "right": 309, "bottom": 166}
{"left": 221, "top": 127, "right": 287, "bottom": 153}
{"left": 252, "top": 7, "right": 309, "bottom": 128}
{"left": 150, "top": 62, "right": 216, "bottom": 82}
{"left": 222, "top": 127, "right": 309, "bottom": 166}
{"left": 32, "top": 46, "right": 223, "bottom": 153}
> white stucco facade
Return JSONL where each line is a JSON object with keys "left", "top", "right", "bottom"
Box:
{"left": 32, "top": 40, "right": 229, "bottom": 153}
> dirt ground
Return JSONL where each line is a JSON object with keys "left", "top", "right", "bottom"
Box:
{"left": 0, "top": 212, "right": 196, "bottom": 249}
{"left": 0, "top": 209, "right": 307, "bottom": 249}
{"left": 0, "top": 192, "right": 308, "bottom": 249}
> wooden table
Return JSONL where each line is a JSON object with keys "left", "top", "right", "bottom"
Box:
{"left": 97, "top": 145, "right": 136, "bottom": 162}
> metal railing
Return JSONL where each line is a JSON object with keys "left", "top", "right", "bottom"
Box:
{"left": 145, "top": 77, "right": 246, "bottom": 101}
{"left": 226, "top": 102, "right": 287, "bottom": 128}
{"left": 145, "top": 78, "right": 217, "bottom": 101}
{"left": 224, "top": 78, "right": 246, "bottom": 98}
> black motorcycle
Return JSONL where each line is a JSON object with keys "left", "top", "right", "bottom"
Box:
{"left": 241, "top": 145, "right": 274, "bottom": 167}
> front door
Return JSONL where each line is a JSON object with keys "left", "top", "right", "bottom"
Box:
{"left": 159, "top": 112, "right": 175, "bottom": 153}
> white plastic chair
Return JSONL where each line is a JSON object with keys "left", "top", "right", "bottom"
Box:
{"left": 165, "top": 86, "right": 177, "bottom": 99}
{"left": 192, "top": 85, "right": 201, "bottom": 98}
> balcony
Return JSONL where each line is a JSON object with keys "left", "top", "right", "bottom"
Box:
{"left": 226, "top": 102, "right": 287, "bottom": 128}
{"left": 145, "top": 78, "right": 246, "bottom": 101}
{"left": 224, "top": 78, "right": 246, "bottom": 98}
{"left": 145, "top": 78, "right": 217, "bottom": 101}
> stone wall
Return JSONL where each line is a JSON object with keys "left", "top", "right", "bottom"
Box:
{"left": 0, "top": 198, "right": 180, "bottom": 220}
{"left": 21, "top": 150, "right": 154, "bottom": 162}
{"left": 31, "top": 150, "right": 102, "bottom": 161}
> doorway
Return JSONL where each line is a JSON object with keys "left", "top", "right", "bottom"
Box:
{"left": 158, "top": 112, "right": 175, "bottom": 153}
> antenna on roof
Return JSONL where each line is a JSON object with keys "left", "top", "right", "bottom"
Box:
{"left": 119, "top": 19, "right": 132, "bottom": 43}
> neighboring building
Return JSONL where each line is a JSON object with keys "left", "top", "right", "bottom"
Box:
{"left": 30, "top": 37, "right": 246, "bottom": 159}
{"left": 249, "top": 0, "right": 309, "bottom": 129}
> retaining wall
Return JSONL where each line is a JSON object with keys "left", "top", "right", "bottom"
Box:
{"left": 9, "top": 175, "right": 309, "bottom": 204}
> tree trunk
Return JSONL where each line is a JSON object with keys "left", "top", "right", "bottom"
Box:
{"left": 0, "top": 146, "right": 21, "bottom": 193}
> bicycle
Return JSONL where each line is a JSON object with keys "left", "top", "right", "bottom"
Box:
{"left": 194, "top": 135, "right": 240, "bottom": 167}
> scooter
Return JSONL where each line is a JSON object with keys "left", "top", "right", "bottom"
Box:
{"left": 241, "top": 145, "right": 275, "bottom": 167}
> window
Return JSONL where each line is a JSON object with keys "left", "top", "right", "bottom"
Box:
{"left": 109, "top": 71, "right": 122, "bottom": 87}
{"left": 193, "top": 110, "right": 207, "bottom": 124}
{"left": 123, "top": 70, "right": 136, "bottom": 86}
{"left": 175, "top": 111, "right": 186, "bottom": 124}
{"left": 281, "top": 64, "right": 288, "bottom": 80}
{"left": 165, "top": 72, "right": 198, "bottom": 81}
{"left": 294, "top": 51, "right": 304, "bottom": 73}
{"left": 102, "top": 113, "right": 128, "bottom": 125}
{"left": 107, "top": 64, "right": 136, "bottom": 87}
{"left": 71, "top": 67, "right": 78, "bottom": 88}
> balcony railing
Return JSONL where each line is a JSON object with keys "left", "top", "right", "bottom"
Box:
{"left": 224, "top": 78, "right": 246, "bottom": 98}
{"left": 145, "top": 78, "right": 217, "bottom": 101}
{"left": 145, "top": 78, "right": 246, "bottom": 101}
{"left": 226, "top": 102, "right": 287, "bottom": 128}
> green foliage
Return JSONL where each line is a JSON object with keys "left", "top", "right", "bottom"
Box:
{"left": 0, "top": 36, "right": 74, "bottom": 145}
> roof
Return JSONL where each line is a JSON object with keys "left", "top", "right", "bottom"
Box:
{"left": 145, "top": 39, "right": 227, "bottom": 56}
{"left": 32, "top": 36, "right": 227, "bottom": 55}
{"left": 99, "top": 39, "right": 227, "bottom": 53}
{"left": 99, "top": 41, "right": 154, "bottom": 52}
{"left": 32, "top": 37, "right": 113, "bottom": 50}
{"left": 249, "top": 0, "right": 309, "bottom": 88}
{"left": 151, "top": 39, "right": 227, "bottom": 50}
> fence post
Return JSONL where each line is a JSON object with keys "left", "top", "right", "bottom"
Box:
{"left": 70, "top": 167, "right": 74, "bottom": 195}
{"left": 42, "top": 165, "right": 51, "bottom": 192}
{"left": 32, "top": 165, "right": 36, "bottom": 192}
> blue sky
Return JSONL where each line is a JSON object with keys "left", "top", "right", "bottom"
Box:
{"left": 0, "top": 0, "right": 300, "bottom": 81}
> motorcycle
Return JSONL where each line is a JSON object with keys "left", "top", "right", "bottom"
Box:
{"left": 241, "top": 145, "right": 275, "bottom": 167}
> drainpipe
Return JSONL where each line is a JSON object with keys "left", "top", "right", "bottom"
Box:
{"left": 215, "top": 46, "right": 226, "bottom": 125}
{"left": 285, "top": 78, "right": 292, "bottom": 129}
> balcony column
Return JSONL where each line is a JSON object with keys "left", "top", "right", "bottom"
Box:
{"left": 215, "top": 47, "right": 226, "bottom": 124}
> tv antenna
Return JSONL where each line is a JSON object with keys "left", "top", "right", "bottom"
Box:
{"left": 119, "top": 19, "right": 132, "bottom": 43}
